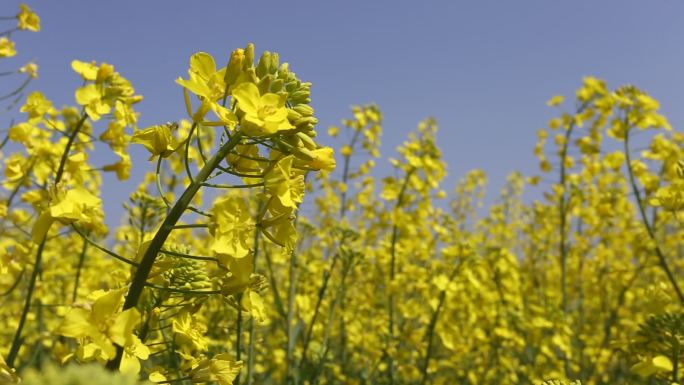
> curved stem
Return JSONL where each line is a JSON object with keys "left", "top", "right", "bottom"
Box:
{"left": 107, "top": 131, "right": 244, "bottom": 370}
{"left": 72, "top": 225, "right": 138, "bottom": 267}
{"left": 624, "top": 128, "right": 684, "bottom": 303}
{"left": 55, "top": 112, "right": 88, "bottom": 184}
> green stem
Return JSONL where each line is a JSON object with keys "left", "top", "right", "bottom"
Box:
{"left": 624, "top": 128, "right": 684, "bottom": 303}
{"left": 419, "top": 262, "right": 463, "bottom": 385}
{"left": 6, "top": 235, "right": 46, "bottom": 367}
{"left": 387, "top": 169, "right": 414, "bottom": 384}
{"left": 107, "top": 131, "right": 244, "bottom": 371}
{"left": 246, "top": 215, "right": 262, "bottom": 385}
{"left": 55, "top": 112, "right": 88, "bottom": 184}
{"left": 7, "top": 111, "right": 88, "bottom": 367}
{"left": 72, "top": 238, "right": 88, "bottom": 302}
{"left": 286, "top": 247, "right": 299, "bottom": 385}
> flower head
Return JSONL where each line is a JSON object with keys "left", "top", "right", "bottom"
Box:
{"left": 233, "top": 82, "right": 293, "bottom": 136}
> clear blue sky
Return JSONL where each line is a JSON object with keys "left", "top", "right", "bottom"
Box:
{"left": 6, "top": 0, "right": 684, "bottom": 222}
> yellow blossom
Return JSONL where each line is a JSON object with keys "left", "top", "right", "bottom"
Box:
{"left": 233, "top": 82, "right": 293, "bottom": 136}
{"left": 16, "top": 4, "right": 40, "bottom": 32}
{"left": 0, "top": 37, "right": 16, "bottom": 57}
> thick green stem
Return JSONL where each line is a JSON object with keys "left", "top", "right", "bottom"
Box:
{"left": 107, "top": 132, "right": 243, "bottom": 370}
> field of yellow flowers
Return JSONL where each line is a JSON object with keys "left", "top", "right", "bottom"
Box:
{"left": 1, "top": 4, "right": 683, "bottom": 385}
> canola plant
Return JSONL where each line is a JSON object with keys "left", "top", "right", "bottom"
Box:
{"left": 1, "top": 4, "right": 683, "bottom": 385}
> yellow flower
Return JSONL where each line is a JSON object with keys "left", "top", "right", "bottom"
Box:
{"left": 0, "top": 37, "right": 16, "bottom": 58}
{"left": 233, "top": 82, "right": 293, "bottom": 136}
{"left": 240, "top": 289, "right": 267, "bottom": 324}
{"left": 264, "top": 155, "right": 304, "bottom": 211}
{"left": 4, "top": 155, "right": 26, "bottom": 182}
{"left": 175, "top": 52, "right": 237, "bottom": 126}
{"left": 172, "top": 312, "right": 208, "bottom": 353}
{"left": 19, "top": 62, "right": 38, "bottom": 78}
{"left": 131, "top": 123, "right": 181, "bottom": 159}
{"left": 210, "top": 195, "right": 254, "bottom": 263}
{"left": 20, "top": 91, "right": 54, "bottom": 121}
{"left": 649, "top": 183, "right": 684, "bottom": 211}
{"left": 31, "top": 187, "right": 102, "bottom": 242}
{"left": 546, "top": 95, "right": 564, "bottom": 107}
{"left": 0, "top": 354, "right": 19, "bottom": 384}
{"left": 75, "top": 84, "right": 111, "bottom": 121}
{"left": 72, "top": 60, "right": 99, "bottom": 81}
{"left": 16, "top": 4, "right": 40, "bottom": 32}
{"left": 58, "top": 289, "right": 149, "bottom": 373}
{"left": 307, "top": 147, "right": 336, "bottom": 172}
{"left": 631, "top": 355, "right": 673, "bottom": 378}
{"left": 103, "top": 150, "right": 132, "bottom": 180}
{"left": 190, "top": 354, "right": 243, "bottom": 385}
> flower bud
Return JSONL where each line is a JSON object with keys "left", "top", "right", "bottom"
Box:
{"left": 244, "top": 43, "right": 255, "bottom": 69}
{"left": 293, "top": 104, "right": 314, "bottom": 117}
{"left": 225, "top": 48, "right": 244, "bottom": 86}
{"left": 256, "top": 51, "right": 271, "bottom": 78}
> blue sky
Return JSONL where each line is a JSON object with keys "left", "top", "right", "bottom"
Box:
{"left": 5, "top": 0, "right": 684, "bottom": 222}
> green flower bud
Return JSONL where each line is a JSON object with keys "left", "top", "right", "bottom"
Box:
{"left": 258, "top": 75, "right": 272, "bottom": 95}
{"left": 256, "top": 51, "right": 272, "bottom": 78}
{"left": 270, "top": 78, "right": 284, "bottom": 93}
{"left": 287, "top": 109, "right": 303, "bottom": 122}
{"left": 296, "top": 131, "right": 317, "bottom": 150}
{"left": 285, "top": 82, "right": 299, "bottom": 93}
{"left": 291, "top": 90, "right": 311, "bottom": 103}
{"left": 293, "top": 104, "right": 314, "bottom": 117}
{"left": 269, "top": 52, "right": 279, "bottom": 74}
{"left": 277, "top": 63, "right": 289, "bottom": 79}
{"left": 294, "top": 116, "right": 318, "bottom": 128}
{"left": 225, "top": 48, "right": 244, "bottom": 86}
{"left": 244, "top": 43, "right": 255, "bottom": 68}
